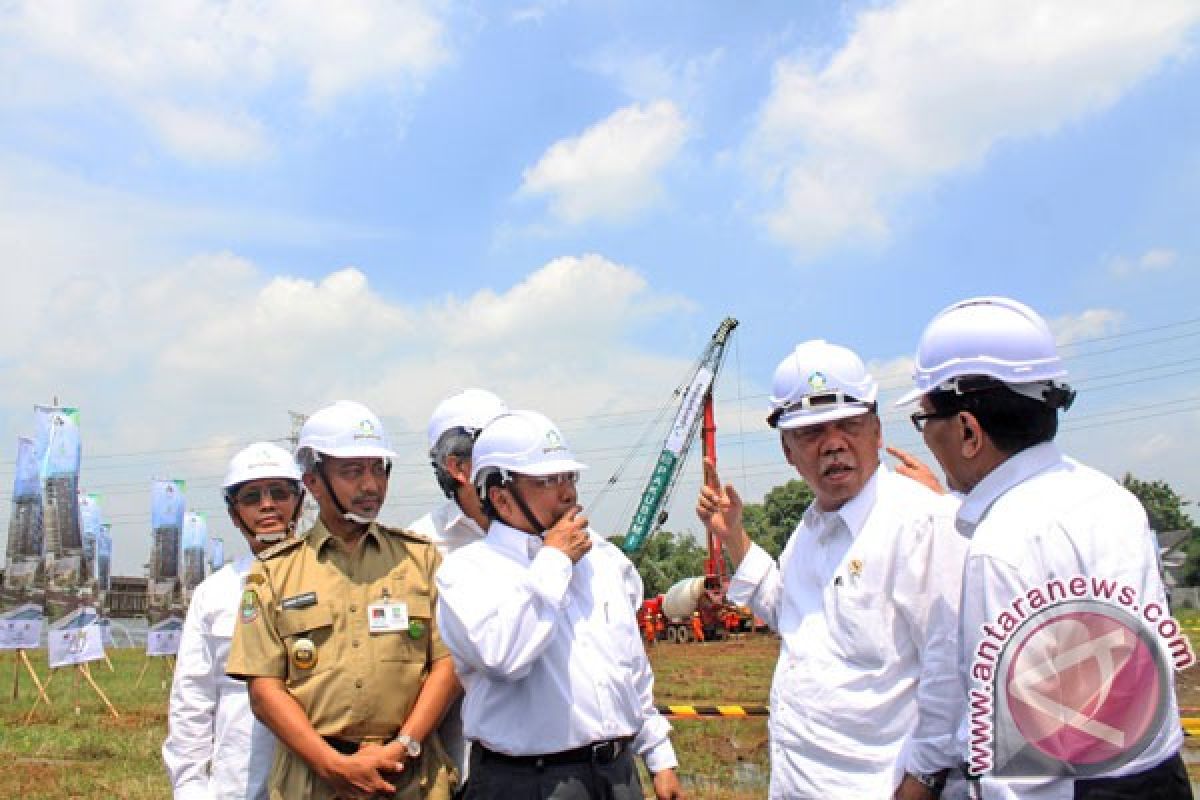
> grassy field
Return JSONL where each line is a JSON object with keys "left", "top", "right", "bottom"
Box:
{"left": 0, "top": 637, "right": 778, "bottom": 799}
{"left": 2, "top": 626, "right": 1197, "bottom": 799}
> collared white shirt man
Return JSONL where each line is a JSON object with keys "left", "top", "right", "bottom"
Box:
{"left": 436, "top": 520, "right": 677, "bottom": 772}
{"left": 699, "top": 339, "right": 966, "bottom": 799}
{"left": 952, "top": 443, "right": 1184, "bottom": 800}
{"left": 164, "top": 556, "right": 275, "bottom": 800}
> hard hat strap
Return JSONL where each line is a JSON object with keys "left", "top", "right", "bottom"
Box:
{"left": 506, "top": 478, "right": 547, "bottom": 536}
{"left": 315, "top": 461, "right": 366, "bottom": 527}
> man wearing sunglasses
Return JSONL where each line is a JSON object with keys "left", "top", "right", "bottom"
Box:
{"left": 409, "top": 388, "right": 508, "bottom": 796}
{"left": 228, "top": 401, "right": 460, "bottom": 800}
{"left": 900, "top": 297, "right": 1189, "bottom": 799}
{"left": 697, "top": 340, "right": 966, "bottom": 799}
{"left": 164, "top": 441, "right": 304, "bottom": 800}
{"left": 436, "top": 410, "right": 683, "bottom": 800}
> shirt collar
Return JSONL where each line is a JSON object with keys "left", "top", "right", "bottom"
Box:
{"left": 957, "top": 441, "right": 1063, "bottom": 526}
{"left": 307, "top": 516, "right": 383, "bottom": 554}
{"left": 438, "top": 498, "right": 486, "bottom": 538}
{"left": 486, "top": 519, "right": 543, "bottom": 562}
{"left": 802, "top": 463, "right": 883, "bottom": 541}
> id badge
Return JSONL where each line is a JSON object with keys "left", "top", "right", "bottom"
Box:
{"left": 367, "top": 601, "right": 409, "bottom": 634}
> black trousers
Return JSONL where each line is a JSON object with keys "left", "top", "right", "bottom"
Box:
{"left": 1073, "top": 753, "right": 1192, "bottom": 800}
{"left": 464, "top": 744, "right": 644, "bottom": 800}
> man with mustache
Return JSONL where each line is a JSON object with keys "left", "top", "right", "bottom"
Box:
{"left": 228, "top": 401, "right": 460, "bottom": 800}
{"left": 436, "top": 410, "right": 683, "bottom": 800}
{"left": 697, "top": 340, "right": 966, "bottom": 799}
{"left": 164, "top": 441, "right": 304, "bottom": 799}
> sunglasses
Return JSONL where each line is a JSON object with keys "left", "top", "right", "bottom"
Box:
{"left": 234, "top": 484, "right": 299, "bottom": 507}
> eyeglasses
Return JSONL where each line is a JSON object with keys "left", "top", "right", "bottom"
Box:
{"left": 518, "top": 472, "right": 580, "bottom": 489}
{"left": 235, "top": 484, "right": 299, "bottom": 507}
{"left": 909, "top": 409, "right": 959, "bottom": 433}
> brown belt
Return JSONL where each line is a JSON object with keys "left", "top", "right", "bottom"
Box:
{"left": 323, "top": 734, "right": 388, "bottom": 755}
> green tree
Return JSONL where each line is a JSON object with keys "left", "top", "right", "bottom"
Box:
{"left": 613, "top": 530, "right": 708, "bottom": 597}
{"left": 742, "top": 479, "right": 813, "bottom": 559}
{"left": 1121, "top": 473, "right": 1200, "bottom": 585}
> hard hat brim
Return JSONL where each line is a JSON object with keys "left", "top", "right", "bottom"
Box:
{"left": 509, "top": 458, "right": 589, "bottom": 477}
{"left": 775, "top": 404, "right": 871, "bottom": 430}
{"left": 319, "top": 444, "right": 398, "bottom": 460}
{"left": 893, "top": 387, "right": 925, "bottom": 408}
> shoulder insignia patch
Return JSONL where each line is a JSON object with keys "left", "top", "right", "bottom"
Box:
{"left": 240, "top": 589, "right": 260, "bottom": 624}
{"left": 244, "top": 572, "right": 266, "bottom": 587}
{"left": 379, "top": 524, "right": 431, "bottom": 544}
{"left": 259, "top": 532, "right": 307, "bottom": 561}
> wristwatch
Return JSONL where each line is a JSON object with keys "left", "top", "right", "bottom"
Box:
{"left": 391, "top": 732, "right": 421, "bottom": 759}
{"left": 908, "top": 770, "right": 947, "bottom": 796}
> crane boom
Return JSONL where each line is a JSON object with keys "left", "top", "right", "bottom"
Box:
{"left": 621, "top": 317, "right": 739, "bottom": 554}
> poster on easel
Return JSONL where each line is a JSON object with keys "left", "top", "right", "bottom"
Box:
{"left": 47, "top": 606, "right": 105, "bottom": 668}
{"left": 0, "top": 604, "right": 43, "bottom": 650}
{"left": 146, "top": 617, "right": 183, "bottom": 657}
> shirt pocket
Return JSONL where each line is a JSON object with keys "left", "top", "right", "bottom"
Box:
{"left": 825, "top": 589, "right": 887, "bottom": 669}
{"left": 276, "top": 603, "right": 336, "bottom": 679}
{"left": 377, "top": 593, "right": 432, "bottom": 663}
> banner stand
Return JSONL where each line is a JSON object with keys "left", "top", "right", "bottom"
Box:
{"left": 136, "top": 654, "right": 175, "bottom": 689}
{"left": 10, "top": 649, "right": 52, "bottom": 707}
{"left": 25, "top": 662, "right": 118, "bottom": 721}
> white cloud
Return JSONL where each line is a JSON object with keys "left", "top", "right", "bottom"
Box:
{"left": 520, "top": 101, "right": 690, "bottom": 224}
{"left": 0, "top": 165, "right": 696, "bottom": 570}
{"left": 583, "top": 45, "right": 726, "bottom": 106}
{"left": 0, "top": 0, "right": 450, "bottom": 163}
{"left": 1050, "top": 308, "right": 1125, "bottom": 346}
{"left": 745, "top": 0, "right": 1200, "bottom": 258}
{"left": 1107, "top": 247, "right": 1179, "bottom": 277}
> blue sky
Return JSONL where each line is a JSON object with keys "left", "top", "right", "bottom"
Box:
{"left": 1, "top": 0, "right": 1198, "bottom": 575}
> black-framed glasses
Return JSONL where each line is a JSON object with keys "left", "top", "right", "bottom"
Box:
{"left": 235, "top": 484, "right": 299, "bottom": 507}
{"left": 909, "top": 409, "right": 958, "bottom": 433}
{"left": 517, "top": 472, "right": 580, "bottom": 489}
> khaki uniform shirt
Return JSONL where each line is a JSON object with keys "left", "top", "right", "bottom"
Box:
{"left": 227, "top": 519, "right": 453, "bottom": 800}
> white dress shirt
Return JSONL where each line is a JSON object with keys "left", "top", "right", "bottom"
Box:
{"left": 435, "top": 521, "right": 678, "bottom": 774}
{"left": 956, "top": 442, "right": 1183, "bottom": 800}
{"left": 729, "top": 465, "right": 966, "bottom": 799}
{"left": 408, "top": 498, "right": 487, "bottom": 779}
{"left": 163, "top": 556, "right": 275, "bottom": 800}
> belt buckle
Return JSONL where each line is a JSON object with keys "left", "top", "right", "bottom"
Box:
{"left": 591, "top": 739, "right": 619, "bottom": 764}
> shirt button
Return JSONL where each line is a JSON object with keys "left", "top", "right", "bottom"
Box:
{"left": 350, "top": 605, "right": 358, "bottom": 613}
{"left": 355, "top": 679, "right": 363, "bottom": 689}
{"left": 352, "top": 640, "right": 360, "bottom": 648}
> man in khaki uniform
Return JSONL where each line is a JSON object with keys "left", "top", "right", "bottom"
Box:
{"left": 228, "top": 401, "right": 460, "bottom": 800}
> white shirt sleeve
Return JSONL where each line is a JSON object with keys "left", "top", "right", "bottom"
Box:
{"left": 162, "top": 586, "right": 218, "bottom": 800}
{"left": 897, "top": 513, "right": 968, "bottom": 774}
{"left": 727, "top": 542, "right": 785, "bottom": 631}
{"left": 618, "top": 554, "right": 678, "bottom": 774}
{"left": 436, "top": 547, "right": 574, "bottom": 681}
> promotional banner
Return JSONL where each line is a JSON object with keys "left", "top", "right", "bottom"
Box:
{"left": 35, "top": 406, "right": 85, "bottom": 564}
{"left": 181, "top": 511, "right": 208, "bottom": 591}
{"left": 5, "top": 436, "right": 44, "bottom": 568}
{"left": 79, "top": 492, "right": 103, "bottom": 567}
{"left": 0, "top": 604, "right": 43, "bottom": 650}
{"left": 96, "top": 523, "right": 112, "bottom": 591}
{"left": 146, "top": 616, "right": 184, "bottom": 657}
{"left": 210, "top": 537, "right": 225, "bottom": 573}
{"left": 150, "top": 479, "right": 187, "bottom": 584}
{"left": 47, "top": 606, "right": 105, "bottom": 668}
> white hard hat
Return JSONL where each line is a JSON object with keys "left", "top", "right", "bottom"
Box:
{"left": 470, "top": 410, "right": 588, "bottom": 483}
{"left": 427, "top": 389, "right": 508, "bottom": 450}
{"left": 767, "top": 340, "right": 878, "bottom": 429}
{"left": 296, "top": 401, "right": 397, "bottom": 461}
{"left": 222, "top": 442, "right": 302, "bottom": 490}
{"left": 895, "top": 296, "right": 1070, "bottom": 407}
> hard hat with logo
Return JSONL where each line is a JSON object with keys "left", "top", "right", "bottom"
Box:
{"left": 427, "top": 388, "right": 508, "bottom": 450}
{"left": 470, "top": 410, "right": 588, "bottom": 483}
{"left": 295, "top": 401, "right": 397, "bottom": 462}
{"left": 222, "top": 442, "right": 302, "bottom": 492}
{"left": 895, "top": 296, "right": 1074, "bottom": 408}
{"left": 767, "top": 340, "right": 878, "bottom": 429}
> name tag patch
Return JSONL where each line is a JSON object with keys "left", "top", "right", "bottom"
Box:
{"left": 281, "top": 591, "right": 317, "bottom": 610}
